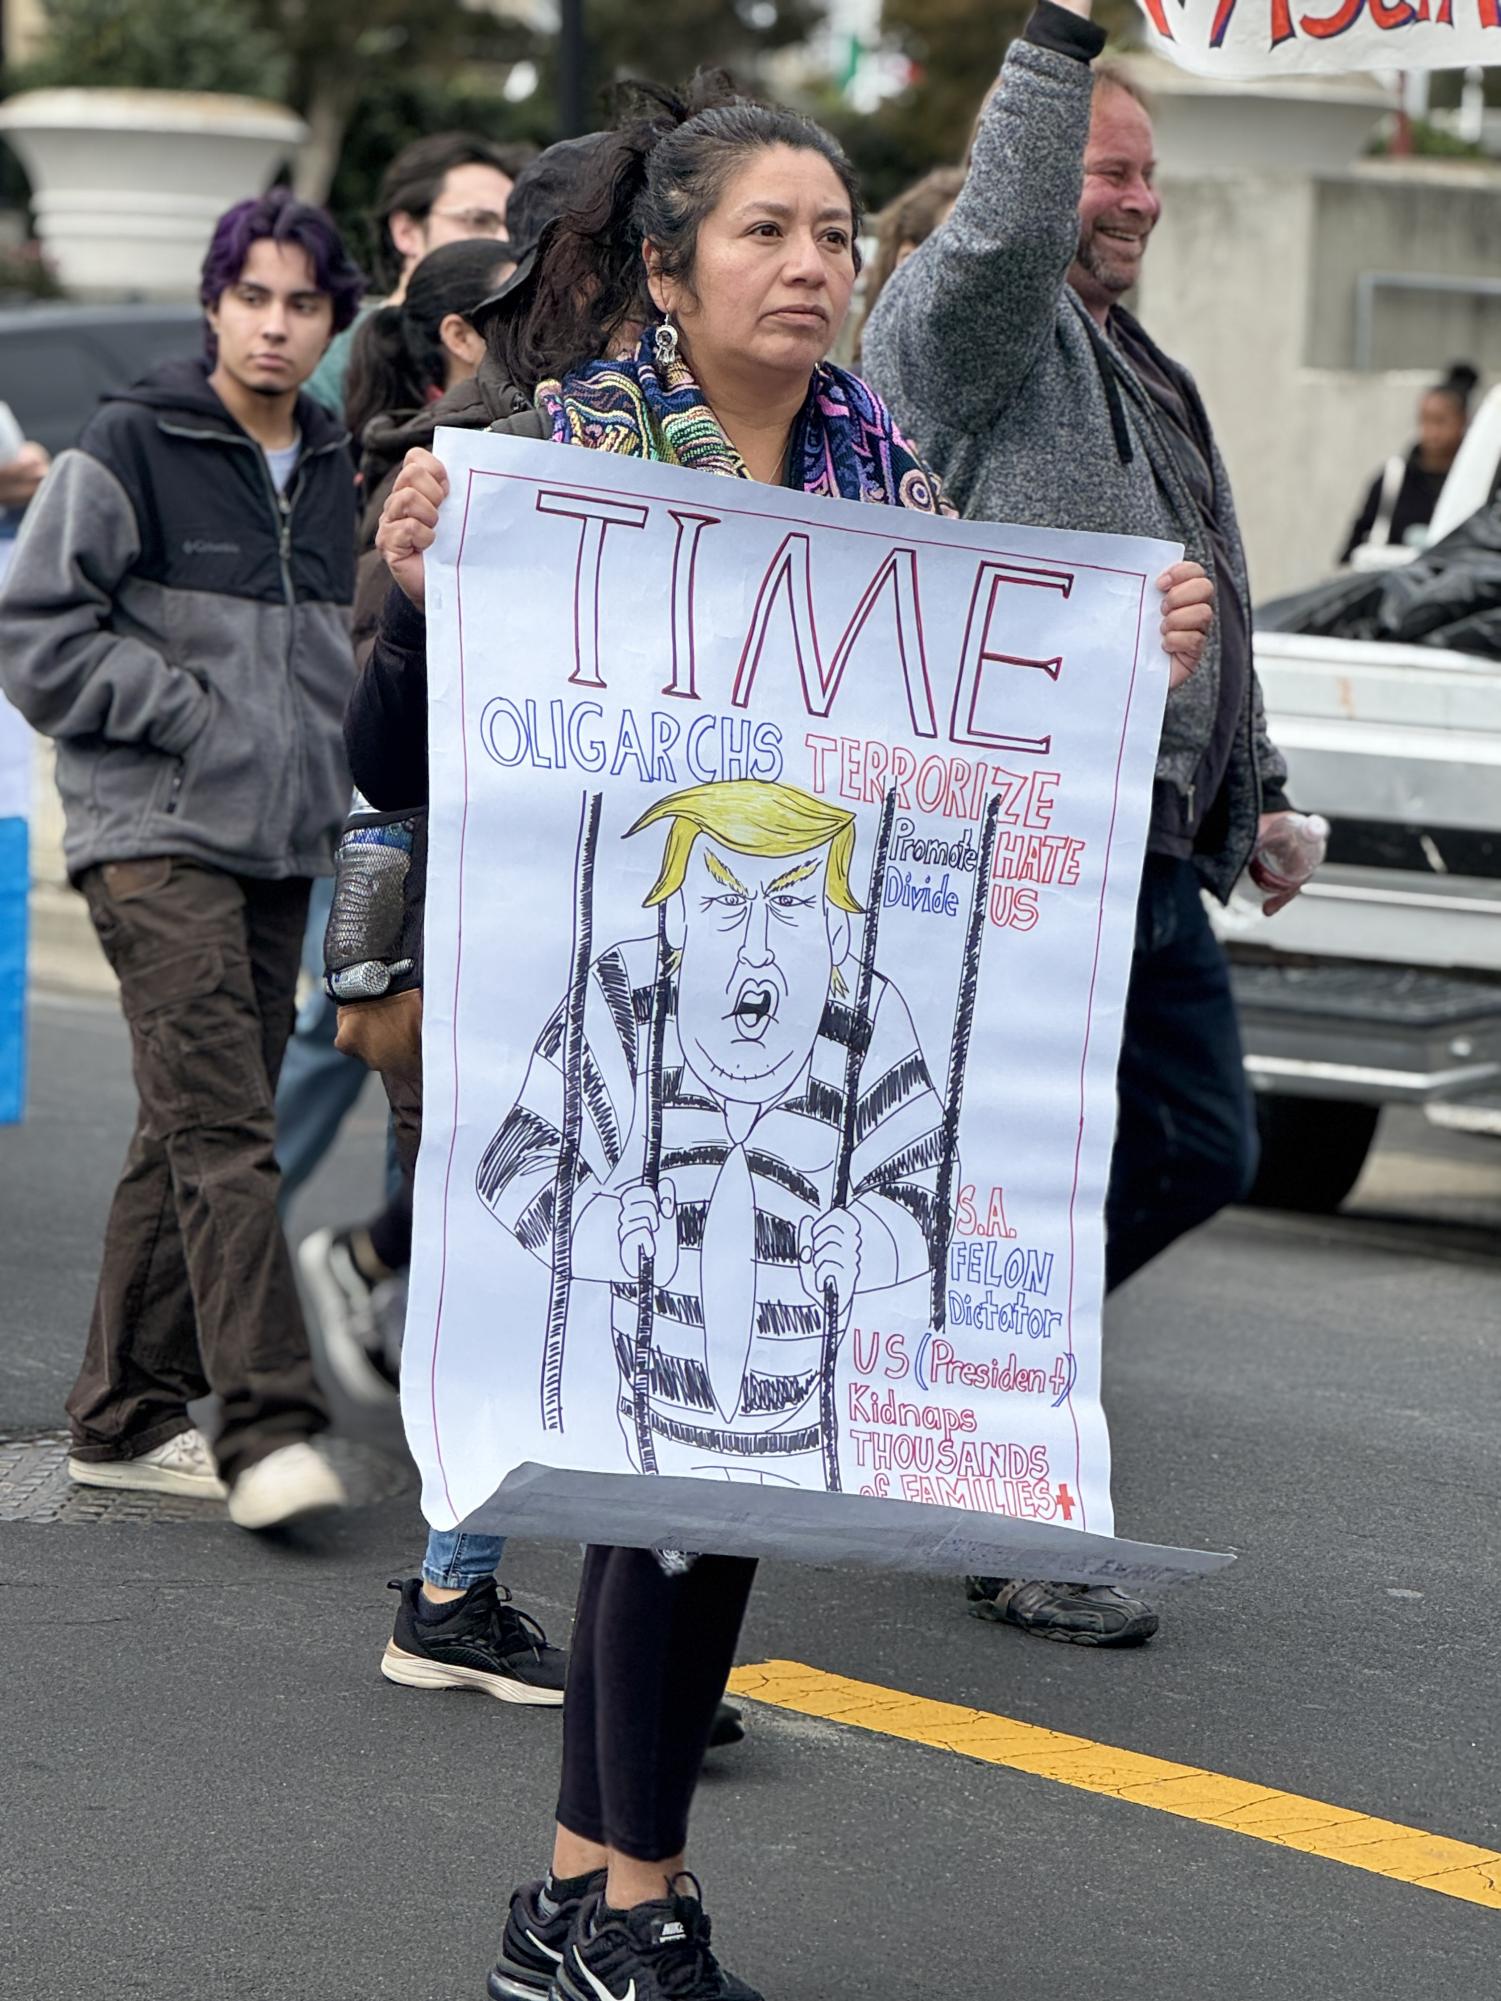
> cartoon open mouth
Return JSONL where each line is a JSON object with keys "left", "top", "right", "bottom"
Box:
{"left": 728, "top": 980, "right": 778, "bottom": 1042}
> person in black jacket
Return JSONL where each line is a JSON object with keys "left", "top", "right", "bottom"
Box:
{"left": 1340, "top": 363, "right": 1476, "bottom": 566}
{"left": 287, "top": 241, "right": 518, "bottom": 1406}
{"left": 0, "top": 190, "right": 366, "bottom": 1531}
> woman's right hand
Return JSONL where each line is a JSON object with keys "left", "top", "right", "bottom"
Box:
{"left": 376, "top": 447, "right": 450, "bottom": 608}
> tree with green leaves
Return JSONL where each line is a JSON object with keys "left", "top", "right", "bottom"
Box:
{"left": 560, "top": 0, "right": 824, "bottom": 96}
{"left": 12, "top": 0, "right": 290, "bottom": 100}
{"left": 8, "top": 0, "right": 537, "bottom": 202}
{"left": 828, "top": 0, "right": 1138, "bottom": 210}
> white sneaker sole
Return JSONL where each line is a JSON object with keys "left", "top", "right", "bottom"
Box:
{"left": 298, "top": 1231, "right": 399, "bottom": 1407}
{"left": 67, "top": 1455, "right": 226, "bottom": 1501}
{"left": 226, "top": 1467, "right": 347, "bottom": 1531}
{"left": 379, "top": 1640, "right": 565, "bottom": 1706}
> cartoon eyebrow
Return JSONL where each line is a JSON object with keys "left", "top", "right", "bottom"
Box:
{"left": 703, "top": 849, "right": 750, "bottom": 895}
{"left": 766, "top": 858, "right": 822, "bottom": 894}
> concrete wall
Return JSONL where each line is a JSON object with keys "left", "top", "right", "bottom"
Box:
{"left": 1306, "top": 164, "right": 1501, "bottom": 373}
{"left": 1133, "top": 166, "right": 1501, "bottom": 601}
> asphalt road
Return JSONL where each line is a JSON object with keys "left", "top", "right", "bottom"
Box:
{"left": 3, "top": 990, "right": 1499, "bottom": 2000}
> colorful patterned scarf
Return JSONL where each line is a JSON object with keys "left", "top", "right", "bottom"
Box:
{"left": 535, "top": 327, "right": 946, "bottom": 515}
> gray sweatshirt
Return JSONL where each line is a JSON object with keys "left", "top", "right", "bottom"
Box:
{"left": 861, "top": 10, "right": 1288, "bottom": 900}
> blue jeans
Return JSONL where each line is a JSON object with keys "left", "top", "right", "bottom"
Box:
{"left": 274, "top": 880, "right": 400, "bottom": 1212}
{"left": 1104, "top": 856, "right": 1258, "bottom": 1291}
{"left": 423, "top": 1528, "right": 508, "bottom": 1590}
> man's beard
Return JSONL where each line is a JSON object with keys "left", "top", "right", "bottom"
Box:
{"left": 1074, "top": 224, "right": 1142, "bottom": 298}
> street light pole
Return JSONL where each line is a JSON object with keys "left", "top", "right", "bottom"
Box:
{"left": 559, "top": 0, "right": 588, "bottom": 138}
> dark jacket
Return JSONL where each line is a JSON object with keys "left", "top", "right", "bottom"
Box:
{"left": 350, "top": 585, "right": 433, "bottom": 808}
{"left": 1340, "top": 447, "right": 1446, "bottom": 566}
{"left": 0, "top": 357, "right": 357, "bottom": 881}
{"left": 861, "top": 3, "right": 1289, "bottom": 900}
{"left": 352, "top": 361, "right": 535, "bottom": 665}
{"left": 347, "top": 370, "right": 543, "bottom": 807}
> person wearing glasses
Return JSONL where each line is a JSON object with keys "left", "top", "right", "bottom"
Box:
{"left": 304, "top": 130, "right": 534, "bottom": 422}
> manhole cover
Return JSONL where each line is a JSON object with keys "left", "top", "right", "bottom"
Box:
{"left": 0, "top": 1432, "right": 415, "bottom": 1524}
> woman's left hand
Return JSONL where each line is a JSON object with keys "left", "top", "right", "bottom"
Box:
{"left": 1156, "top": 560, "right": 1215, "bottom": 690}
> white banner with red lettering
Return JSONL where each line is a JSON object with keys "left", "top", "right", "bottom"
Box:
{"left": 406, "top": 427, "right": 1231, "bottom": 1585}
{"left": 1137, "top": 0, "right": 1501, "bottom": 76}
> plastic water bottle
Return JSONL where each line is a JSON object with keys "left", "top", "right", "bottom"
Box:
{"left": 1250, "top": 812, "right": 1330, "bottom": 901}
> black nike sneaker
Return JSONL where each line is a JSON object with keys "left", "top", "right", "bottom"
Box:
{"left": 381, "top": 1576, "right": 567, "bottom": 1703}
{"left": 964, "top": 1575, "right": 1159, "bottom": 1646}
{"left": 555, "top": 1878, "right": 762, "bottom": 2001}
{"left": 488, "top": 1870, "right": 605, "bottom": 2001}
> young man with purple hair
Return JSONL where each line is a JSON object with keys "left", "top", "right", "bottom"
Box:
{"left": 0, "top": 190, "right": 366, "bottom": 1530}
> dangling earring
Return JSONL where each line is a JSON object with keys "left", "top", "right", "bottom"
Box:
{"left": 653, "top": 314, "right": 679, "bottom": 369}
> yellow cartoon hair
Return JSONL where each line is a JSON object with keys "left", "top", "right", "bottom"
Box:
{"left": 627, "top": 779, "right": 863, "bottom": 913}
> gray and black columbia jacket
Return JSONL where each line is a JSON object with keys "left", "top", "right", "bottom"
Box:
{"left": 0, "top": 356, "right": 357, "bottom": 881}
{"left": 861, "top": 3, "right": 1289, "bottom": 902}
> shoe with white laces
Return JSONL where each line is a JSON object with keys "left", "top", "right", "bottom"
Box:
{"left": 67, "top": 1428, "right": 226, "bottom": 1500}
{"left": 226, "top": 1441, "right": 347, "bottom": 1530}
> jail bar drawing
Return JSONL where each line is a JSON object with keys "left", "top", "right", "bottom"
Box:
{"left": 474, "top": 776, "right": 1000, "bottom": 1492}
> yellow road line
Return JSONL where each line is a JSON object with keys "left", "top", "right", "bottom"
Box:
{"left": 727, "top": 1660, "right": 1501, "bottom": 1911}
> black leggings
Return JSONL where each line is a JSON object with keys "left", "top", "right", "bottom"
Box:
{"left": 556, "top": 1545, "right": 758, "bottom": 1861}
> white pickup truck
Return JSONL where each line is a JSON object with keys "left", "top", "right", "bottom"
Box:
{"left": 1215, "top": 399, "right": 1501, "bottom": 1212}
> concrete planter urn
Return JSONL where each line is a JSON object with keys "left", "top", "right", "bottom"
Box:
{"left": 0, "top": 89, "right": 308, "bottom": 301}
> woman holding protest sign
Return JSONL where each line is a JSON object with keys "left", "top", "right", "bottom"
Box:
{"left": 365, "top": 74, "right": 1215, "bottom": 2001}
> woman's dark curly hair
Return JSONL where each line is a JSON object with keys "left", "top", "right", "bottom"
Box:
{"left": 487, "top": 72, "right": 864, "bottom": 393}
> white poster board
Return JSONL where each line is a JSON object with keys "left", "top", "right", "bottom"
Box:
{"left": 406, "top": 429, "right": 1231, "bottom": 1586}
{"left": 1136, "top": 0, "right": 1501, "bottom": 77}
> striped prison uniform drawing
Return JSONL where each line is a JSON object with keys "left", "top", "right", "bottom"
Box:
{"left": 477, "top": 933, "right": 945, "bottom": 1484}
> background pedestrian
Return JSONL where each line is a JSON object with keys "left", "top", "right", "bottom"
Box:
{"left": 0, "top": 189, "right": 365, "bottom": 1530}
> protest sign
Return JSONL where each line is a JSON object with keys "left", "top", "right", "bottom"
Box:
{"left": 1136, "top": 0, "right": 1501, "bottom": 76}
{"left": 405, "top": 429, "right": 1231, "bottom": 1586}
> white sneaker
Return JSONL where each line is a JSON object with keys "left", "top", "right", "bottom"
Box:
{"left": 68, "top": 1427, "right": 226, "bottom": 1500}
{"left": 226, "top": 1441, "right": 347, "bottom": 1531}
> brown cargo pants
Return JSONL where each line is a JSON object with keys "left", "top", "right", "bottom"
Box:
{"left": 67, "top": 856, "right": 328, "bottom": 1484}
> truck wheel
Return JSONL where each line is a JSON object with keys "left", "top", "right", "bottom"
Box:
{"left": 1247, "top": 1095, "right": 1381, "bottom": 1213}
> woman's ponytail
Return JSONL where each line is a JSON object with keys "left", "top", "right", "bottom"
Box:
{"left": 345, "top": 237, "right": 514, "bottom": 442}
{"left": 485, "top": 71, "right": 741, "bottom": 395}
{"left": 343, "top": 304, "right": 411, "bottom": 443}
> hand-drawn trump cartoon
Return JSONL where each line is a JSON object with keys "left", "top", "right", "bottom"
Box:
{"left": 477, "top": 778, "right": 949, "bottom": 1488}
